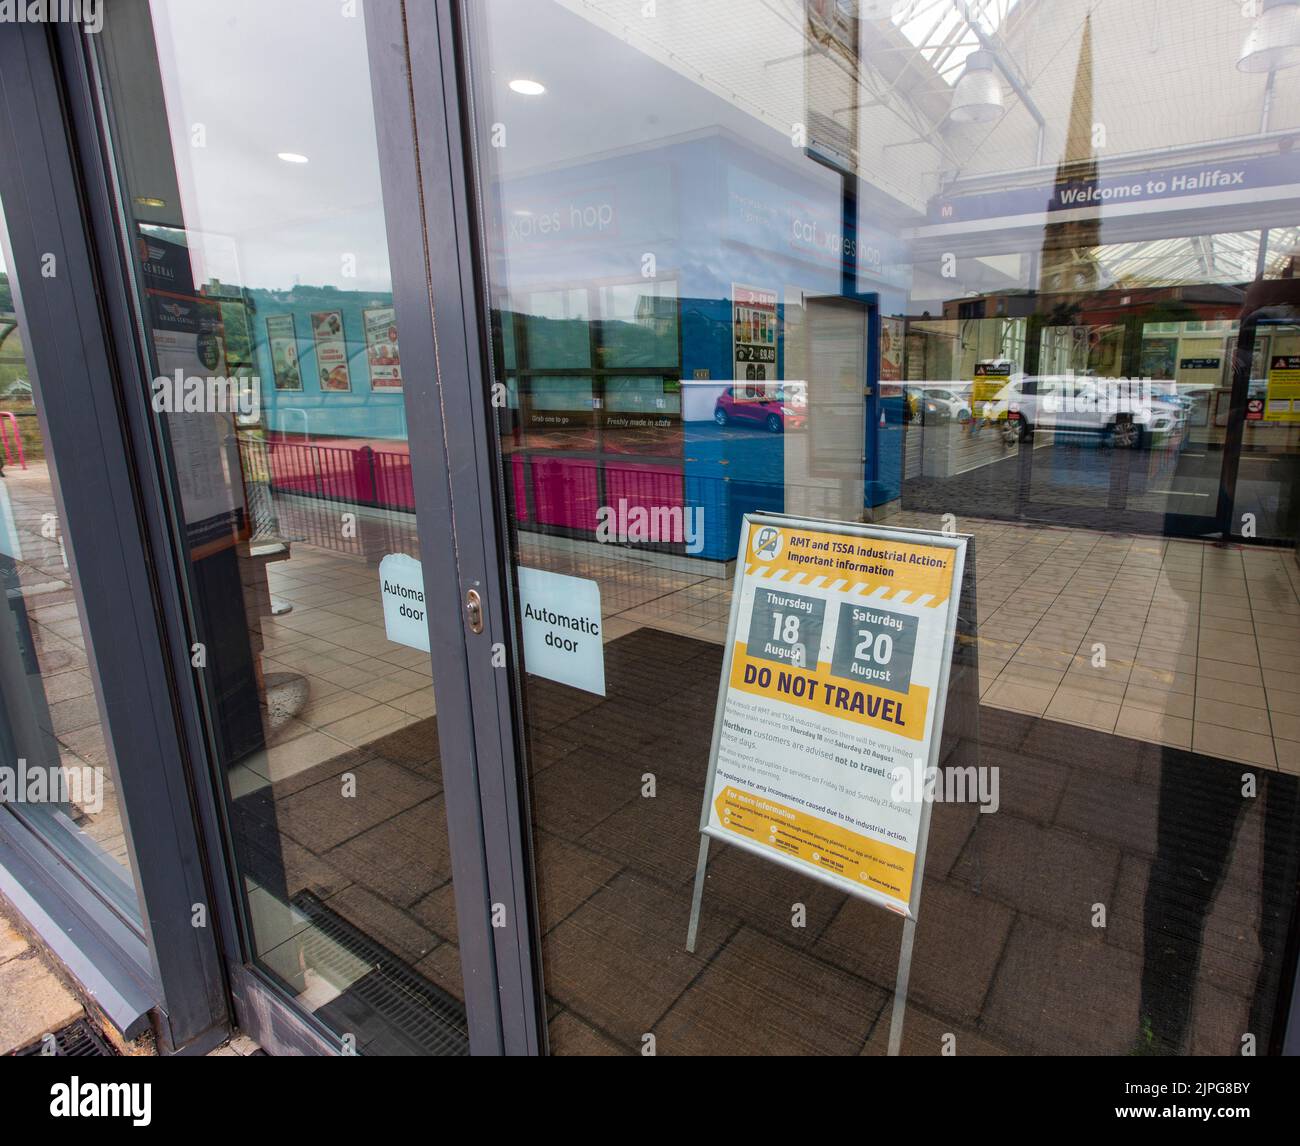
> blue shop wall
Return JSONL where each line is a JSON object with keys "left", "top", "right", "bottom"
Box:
{"left": 248, "top": 286, "right": 407, "bottom": 440}
{"left": 489, "top": 128, "right": 915, "bottom": 560}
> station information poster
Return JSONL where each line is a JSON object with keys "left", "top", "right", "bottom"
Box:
{"left": 139, "top": 228, "right": 246, "bottom": 558}
{"left": 971, "top": 360, "right": 1011, "bottom": 419}
{"left": 1264, "top": 354, "right": 1300, "bottom": 422}
{"left": 698, "top": 514, "right": 966, "bottom": 918}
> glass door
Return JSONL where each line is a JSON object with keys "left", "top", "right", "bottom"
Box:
{"left": 454, "top": 0, "right": 1300, "bottom": 1056}
{"left": 80, "top": 0, "right": 509, "bottom": 1055}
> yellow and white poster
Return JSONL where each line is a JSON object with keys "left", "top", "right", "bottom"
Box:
{"left": 1264, "top": 354, "right": 1300, "bottom": 423}
{"left": 971, "top": 360, "right": 1011, "bottom": 420}
{"left": 698, "top": 515, "right": 965, "bottom": 918}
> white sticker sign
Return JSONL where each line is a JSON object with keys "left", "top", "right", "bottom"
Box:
{"left": 518, "top": 567, "right": 605, "bottom": 696}
{"left": 379, "top": 553, "right": 430, "bottom": 652}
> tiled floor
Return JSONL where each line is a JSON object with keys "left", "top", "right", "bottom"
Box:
{"left": 237, "top": 548, "right": 433, "bottom": 793}
{"left": 6, "top": 455, "right": 1300, "bottom": 1054}
{"left": 520, "top": 516, "right": 1300, "bottom": 774}
{"left": 0, "top": 897, "right": 83, "bottom": 1055}
{"left": 253, "top": 626, "right": 1290, "bottom": 1056}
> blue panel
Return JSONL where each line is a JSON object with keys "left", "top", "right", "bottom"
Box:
{"left": 250, "top": 287, "right": 408, "bottom": 440}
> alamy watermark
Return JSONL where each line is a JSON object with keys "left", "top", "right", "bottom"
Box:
{"left": 0, "top": 757, "right": 104, "bottom": 814}
{"left": 50, "top": 1079, "right": 150, "bottom": 1126}
{"left": 1039, "top": 373, "right": 1156, "bottom": 416}
{"left": 891, "top": 761, "right": 999, "bottom": 814}
{"left": 595, "top": 498, "right": 704, "bottom": 555}
{"left": 0, "top": 0, "right": 102, "bottom": 33}
{"left": 151, "top": 370, "right": 261, "bottom": 420}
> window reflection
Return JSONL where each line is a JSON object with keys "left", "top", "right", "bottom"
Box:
{"left": 97, "top": 0, "right": 466, "bottom": 1054}
{"left": 0, "top": 203, "right": 141, "bottom": 925}
{"left": 467, "top": 0, "right": 1300, "bottom": 1055}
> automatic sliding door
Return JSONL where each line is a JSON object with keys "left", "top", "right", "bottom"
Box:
{"left": 456, "top": 0, "right": 1300, "bottom": 1056}
{"left": 88, "top": 0, "right": 483, "bottom": 1054}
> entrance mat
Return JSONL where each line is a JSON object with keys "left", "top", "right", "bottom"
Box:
{"left": 12, "top": 1018, "right": 117, "bottom": 1057}
{"left": 524, "top": 626, "right": 1300, "bottom": 1055}
{"left": 289, "top": 890, "right": 469, "bottom": 1057}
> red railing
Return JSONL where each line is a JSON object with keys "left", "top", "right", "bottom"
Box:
{"left": 256, "top": 438, "right": 415, "bottom": 511}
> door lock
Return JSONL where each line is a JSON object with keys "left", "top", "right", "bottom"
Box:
{"left": 465, "top": 588, "right": 484, "bottom": 634}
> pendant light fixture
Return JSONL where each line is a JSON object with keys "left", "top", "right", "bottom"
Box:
{"left": 1238, "top": 0, "right": 1300, "bottom": 73}
{"left": 950, "top": 49, "right": 1004, "bottom": 123}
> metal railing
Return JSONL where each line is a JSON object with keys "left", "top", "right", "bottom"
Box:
{"left": 236, "top": 435, "right": 418, "bottom": 560}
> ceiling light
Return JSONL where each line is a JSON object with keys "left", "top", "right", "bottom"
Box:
{"left": 277, "top": 152, "right": 309, "bottom": 164}
{"left": 508, "top": 79, "right": 546, "bottom": 96}
{"left": 1238, "top": 0, "right": 1300, "bottom": 72}
{"left": 950, "top": 50, "right": 1003, "bottom": 124}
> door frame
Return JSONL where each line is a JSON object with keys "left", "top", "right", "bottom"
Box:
{"left": 39, "top": 2, "right": 542, "bottom": 1055}
{"left": 0, "top": 20, "right": 229, "bottom": 1054}
{"left": 375, "top": 0, "right": 544, "bottom": 1055}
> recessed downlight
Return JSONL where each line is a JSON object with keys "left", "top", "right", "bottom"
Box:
{"left": 277, "top": 152, "right": 310, "bottom": 164}
{"left": 508, "top": 78, "right": 546, "bottom": 96}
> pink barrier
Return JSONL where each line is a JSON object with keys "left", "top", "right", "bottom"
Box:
{"left": 0, "top": 412, "right": 26, "bottom": 470}
{"left": 604, "top": 460, "right": 683, "bottom": 515}
{"left": 514, "top": 453, "right": 683, "bottom": 533}
{"left": 256, "top": 438, "right": 415, "bottom": 511}
{"left": 251, "top": 438, "right": 681, "bottom": 541}
{"left": 528, "top": 456, "right": 600, "bottom": 530}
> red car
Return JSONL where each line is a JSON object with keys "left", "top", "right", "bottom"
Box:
{"left": 713, "top": 385, "right": 805, "bottom": 432}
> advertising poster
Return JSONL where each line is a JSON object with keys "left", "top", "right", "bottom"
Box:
{"left": 731, "top": 283, "right": 778, "bottom": 391}
{"left": 880, "top": 315, "right": 903, "bottom": 391}
{"left": 265, "top": 314, "right": 302, "bottom": 391}
{"left": 363, "top": 306, "right": 403, "bottom": 391}
{"left": 1139, "top": 337, "right": 1178, "bottom": 381}
{"left": 1264, "top": 354, "right": 1300, "bottom": 422}
{"left": 311, "top": 310, "right": 352, "bottom": 392}
{"left": 697, "top": 515, "right": 965, "bottom": 917}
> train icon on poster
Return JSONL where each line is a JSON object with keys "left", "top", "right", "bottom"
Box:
{"left": 751, "top": 525, "right": 783, "bottom": 561}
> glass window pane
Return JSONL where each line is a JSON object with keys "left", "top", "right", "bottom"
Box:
{"left": 600, "top": 282, "right": 679, "bottom": 367}
{"left": 523, "top": 289, "right": 591, "bottom": 368}
{"left": 93, "top": 0, "right": 466, "bottom": 1054}
{"left": 465, "top": 0, "right": 1300, "bottom": 1056}
{"left": 0, "top": 201, "right": 142, "bottom": 927}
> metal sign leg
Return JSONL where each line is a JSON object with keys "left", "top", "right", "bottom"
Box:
{"left": 684, "top": 835, "right": 712, "bottom": 954}
{"left": 886, "top": 915, "right": 918, "bottom": 1056}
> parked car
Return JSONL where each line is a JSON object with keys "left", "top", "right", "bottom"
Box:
{"left": 913, "top": 386, "right": 972, "bottom": 423}
{"left": 987, "top": 375, "right": 1184, "bottom": 448}
{"left": 714, "top": 384, "right": 805, "bottom": 432}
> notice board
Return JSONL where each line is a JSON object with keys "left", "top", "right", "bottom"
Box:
{"left": 695, "top": 513, "right": 968, "bottom": 919}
